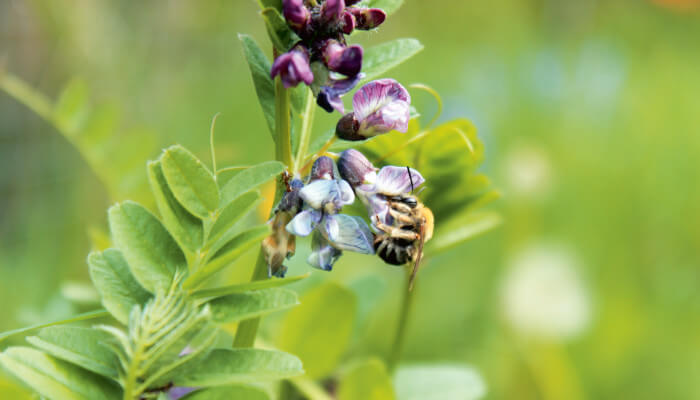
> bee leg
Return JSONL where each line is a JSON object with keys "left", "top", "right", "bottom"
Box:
{"left": 388, "top": 208, "right": 416, "bottom": 225}
{"left": 392, "top": 202, "right": 413, "bottom": 214}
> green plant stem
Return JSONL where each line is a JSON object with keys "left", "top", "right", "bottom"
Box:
{"left": 294, "top": 88, "right": 316, "bottom": 174}
{"left": 234, "top": 77, "right": 294, "bottom": 348}
{"left": 388, "top": 266, "right": 415, "bottom": 372}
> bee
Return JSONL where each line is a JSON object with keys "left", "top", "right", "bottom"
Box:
{"left": 373, "top": 168, "right": 434, "bottom": 290}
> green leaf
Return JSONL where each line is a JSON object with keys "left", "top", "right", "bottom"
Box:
{"left": 53, "top": 78, "right": 90, "bottom": 137}
{"left": 0, "top": 310, "right": 109, "bottom": 344}
{"left": 276, "top": 282, "right": 356, "bottom": 379}
{"left": 160, "top": 145, "right": 219, "bottom": 219}
{"left": 108, "top": 201, "right": 186, "bottom": 293}
{"left": 0, "top": 347, "right": 121, "bottom": 400}
{"left": 338, "top": 358, "right": 395, "bottom": 400}
{"left": 362, "top": 39, "right": 424, "bottom": 81}
{"left": 394, "top": 364, "right": 486, "bottom": 400}
{"left": 191, "top": 273, "right": 309, "bottom": 299}
{"left": 256, "top": 0, "right": 282, "bottom": 11}
{"left": 262, "top": 8, "right": 300, "bottom": 53}
{"left": 88, "top": 249, "right": 151, "bottom": 324}
{"left": 207, "top": 191, "right": 261, "bottom": 247}
{"left": 356, "top": 0, "right": 404, "bottom": 15}
{"left": 181, "top": 385, "right": 270, "bottom": 400}
{"left": 239, "top": 34, "right": 275, "bottom": 139}
{"left": 219, "top": 161, "right": 284, "bottom": 206}
{"left": 428, "top": 211, "right": 502, "bottom": 254}
{"left": 185, "top": 225, "right": 270, "bottom": 289}
{"left": 26, "top": 326, "right": 119, "bottom": 380}
{"left": 208, "top": 288, "right": 299, "bottom": 323}
{"left": 147, "top": 160, "right": 203, "bottom": 254}
{"left": 172, "top": 348, "right": 303, "bottom": 386}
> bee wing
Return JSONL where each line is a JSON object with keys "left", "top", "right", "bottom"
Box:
{"left": 408, "top": 222, "right": 426, "bottom": 291}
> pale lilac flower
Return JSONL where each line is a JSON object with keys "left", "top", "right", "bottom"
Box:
{"left": 337, "top": 149, "right": 424, "bottom": 228}
{"left": 336, "top": 79, "right": 411, "bottom": 141}
{"left": 283, "top": 0, "right": 310, "bottom": 31}
{"left": 286, "top": 156, "right": 374, "bottom": 270}
{"left": 270, "top": 48, "right": 314, "bottom": 88}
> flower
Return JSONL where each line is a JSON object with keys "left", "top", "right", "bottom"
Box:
{"left": 283, "top": 0, "right": 310, "bottom": 31}
{"left": 348, "top": 7, "right": 387, "bottom": 30}
{"left": 322, "top": 40, "right": 364, "bottom": 77}
{"left": 270, "top": 48, "right": 314, "bottom": 89}
{"left": 321, "top": 0, "right": 345, "bottom": 23}
{"left": 316, "top": 73, "right": 364, "bottom": 113}
{"left": 336, "top": 79, "right": 411, "bottom": 141}
{"left": 286, "top": 156, "right": 374, "bottom": 270}
{"left": 263, "top": 178, "right": 305, "bottom": 278}
{"left": 337, "top": 149, "right": 424, "bottom": 227}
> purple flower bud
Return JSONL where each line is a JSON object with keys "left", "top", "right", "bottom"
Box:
{"left": 341, "top": 10, "right": 356, "bottom": 34}
{"left": 283, "top": 0, "right": 310, "bottom": 31}
{"left": 322, "top": 40, "right": 363, "bottom": 77}
{"left": 321, "top": 0, "right": 346, "bottom": 22}
{"left": 348, "top": 7, "right": 386, "bottom": 30}
{"left": 337, "top": 149, "right": 377, "bottom": 187}
{"left": 310, "top": 156, "right": 336, "bottom": 180}
{"left": 345, "top": 0, "right": 362, "bottom": 5}
{"left": 270, "top": 48, "right": 314, "bottom": 88}
{"left": 168, "top": 387, "right": 197, "bottom": 400}
{"left": 337, "top": 79, "right": 410, "bottom": 140}
{"left": 317, "top": 73, "right": 363, "bottom": 113}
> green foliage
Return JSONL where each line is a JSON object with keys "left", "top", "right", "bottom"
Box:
{"left": 191, "top": 273, "right": 309, "bottom": 299}
{"left": 207, "top": 191, "right": 262, "bottom": 250}
{"left": 181, "top": 385, "right": 270, "bottom": 400}
{"left": 160, "top": 145, "right": 220, "bottom": 219}
{"left": 262, "top": 8, "right": 300, "bottom": 54}
{"left": 276, "top": 283, "right": 357, "bottom": 379}
{"left": 338, "top": 358, "right": 395, "bottom": 400}
{"left": 239, "top": 34, "right": 276, "bottom": 139}
{"left": 208, "top": 288, "right": 299, "bottom": 323}
{"left": 219, "top": 161, "right": 285, "bottom": 206}
{"left": 172, "top": 348, "right": 303, "bottom": 386}
{"left": 0, "top": 347, "right": 121, "bottom": 400}
{"left": 26, "top": 326, "right": 120, "bottom": 380}
{"left": 362, "top": 39, "right": 424, "bottom": 82}
{"left": 88, "top": 249, "right": 151, "bottom": 325}
{"left": 394, "top": 364, "right": 486, "bottom": 400}
{"left": 108, "top": 201, "right": 185, "bottom": 293}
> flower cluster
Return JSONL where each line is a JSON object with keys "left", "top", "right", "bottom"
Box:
{"left": 272, "top": 0, "right": 387, "bottom": 113}
{"left": 264, "top": 149, "right": 428, "bottom": 275}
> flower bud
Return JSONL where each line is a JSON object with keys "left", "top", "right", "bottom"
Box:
{"left": 337, "top": 149, "right": 377, "bottom": 187}
{"left": 310, "top": 156, "right": 336, "bottom": 180}
{"left": 322, "top": 40, "right": 363, "bottom": 77}
{"left": 341, "top": 10, "right": 356, "bottom": 34}
{"left": 345, "top": 0, "right": 362, "bottom": 5}
{"left": 321, "top": 0, "right": 346, "bottom": 23}
{"left": 335, "top": 113, "right": 363, "bottom": 141}
{"left": 348, "top": 7, "right": 386, "bottom": 30}
{"left": 270, "top": 48, "right": 314, "bottom": 88}
{"left": 283, "top": 0, "right": 310, "bottom": 31}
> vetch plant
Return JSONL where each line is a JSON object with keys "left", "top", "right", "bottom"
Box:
{"left": 0, "top": 1, "right": 500, "bottom": 399}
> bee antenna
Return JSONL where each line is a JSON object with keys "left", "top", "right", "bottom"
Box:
{"left": 407, "top": 166, "right": 414, "bottom": 193}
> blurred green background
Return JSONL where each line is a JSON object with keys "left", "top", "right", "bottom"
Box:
{"left": 1, "top": 0, "right": 699, "bottom": 398}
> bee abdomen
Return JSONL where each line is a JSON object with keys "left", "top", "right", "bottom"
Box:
{"left": 374, "top": 238, "right": 412, "bottom": 265}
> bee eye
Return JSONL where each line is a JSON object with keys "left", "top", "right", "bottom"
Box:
{"left": 405, "top": 198, "right": 418, "bottom": 208}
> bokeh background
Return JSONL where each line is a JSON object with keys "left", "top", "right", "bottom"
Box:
{"left": 2, "top": 0, "right": 700, "bottom": 398}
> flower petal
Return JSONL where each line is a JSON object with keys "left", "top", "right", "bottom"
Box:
{"left": 374, "top": 166, "right": 425, "bottom": 196}
{"left": 299, "top": 179, "right": 339, "bottom": 209}
{"left": 307, "top": 230, "right": 342, "bottom": 271}
{"left": 352, "top": 79, "right": 410, "bottom": 136}
{"left": 286, "top": 209, "right": 322, "bottom": 236}
{"left": 323, "top": 214, "right": 375, "bottom": 254}
{"left": 338, "top": 179, "right": 355, "bottom": 205}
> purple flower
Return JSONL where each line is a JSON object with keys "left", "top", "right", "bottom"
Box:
{"left": 270, "top": 48, "right": 314, "bottom": 89}
{"left": 317, "top": 73, "right": 363, "bottom": 113}
{"left": 283, "top": 0, "right": 310, "bottom": 31}
{"left": 348, "top": 7, "right": 386, "bottom": 30}
{"left": 341, "top": 10, "right": 356, "bottom": 34}
{"left": 321, "top": 0, "right": 346, "bottom": 23}
{"left": 168, "top": 387, "right": 197, "bottom": 400}
{"left": 336, "top": 79, "right": 411, "bottom": 140}
{"left": 322, "top": 40, "right": 363, "bottom": 77}
{"left": 286, "top": 157, "right": 374, "bottom": 270}
{"left": 337, "top": 149, "right": 424, "bottom": 228}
